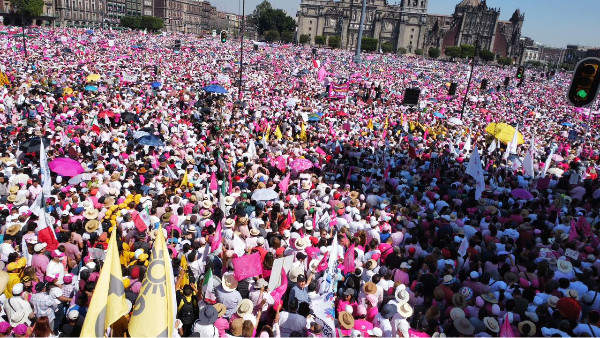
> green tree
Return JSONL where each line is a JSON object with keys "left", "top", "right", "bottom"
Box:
{"left": 314, "top": 35, "right": 326, "bottom": 46}
{"left": 498, "top": 56, "right": 513, "bottom": 66}
{"left": 250, "top": 1, "right": 296, "bottom": 36}
{"left": 140, "top": 16, "right": 164, "bottom": 31}
{"left": 120, "top": 16, "right": 142, "bottom": 29}
{"left": 381, "top": 42, "right": 394, "bottom": 53}
{"left": 299, "top": 34, "right": 310, "bottom": 44}
{"left": 280, "top": 31, "right": 294, "bottom": 43}
{"left": 445, "top": 46, "right": 461, "bottom": 58}
{"left": 397, "top": 47, "right": 407, "bottom": 54}
{"left": 460, "top": 44, "right": 476, "bottom": 58}
{"left": 328, "top": 36, "right": 341, "bottom": 48}
{"left": 248, "top": 0, "right": 272, "bottom": 33}
{"left": 361, "top": 37, "right": 378, "bottom": 52}
{"left": 428, "top": 47, "right": 440, "bottom": 58}
{"left": 414, "top": 48, "right": 424, "bottom": 55}
{"left": 10, "top": 0, "right": 43, "bottom": 22}
{"left": 479, "top": 49, "right": 494, "bottom": 62}
{"left": 264, "top": 30, "right": 280, "bottom": 42}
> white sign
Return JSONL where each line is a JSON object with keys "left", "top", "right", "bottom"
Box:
{"left": 268, "top": 255, "right": 294, "bottom": 291}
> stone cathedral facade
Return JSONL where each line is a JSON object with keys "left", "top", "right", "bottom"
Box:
{"left": 296, "top": 0, "right": 524, "bottom": 59}
{"left": 296, "top": 0, "right": 429, "bottom": 53}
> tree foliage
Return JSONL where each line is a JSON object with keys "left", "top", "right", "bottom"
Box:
{"left": 280, "top": 31, "right": 294, "bottom": 43}
{"left": 299, "top": 34, "right": 310, "bottom": 44}
{"left": 120, "top": 16, "right": 164, "bottom": 31}
{"left": 428, "top": 47, "right": 440, "bottom": 59}
{"left": 445, "top": 46, "right": 461, "bottom": 58}
{"left": 498, "top": 56, "right": 513, "bottom": 66}
{"left": 397, "top": 47, "right": 407, "bottom": 55}
{"left": 460, "top": 44, "right": 476, "bottom": 58}
{"left": 361, "top": 37, "right": 378, "bottom": 52}
{"left": 381, "top": 42, "right": 394, "bottom": 53}
{"left": 264, "top": 30, "right": 280, "bottom": 42}
{"left": 249, "top": 0, "right": 296, "bottom": 36}
{"left": 314, "top": 35, "right": 326, "bottom": 46}
{"left": 328, "top": 36, "right": 340, "bottom": 49}
{"left": 479, "top": 49, "right": 494, "bottom": 62}
{"left": 10, "top": 0, "right": 43, "bottom": 20}
{"left": 414, "top": 48, "right": 424, "bottom": 56}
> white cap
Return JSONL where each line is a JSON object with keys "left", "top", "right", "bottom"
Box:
{"left": 34, "top": 243, "right": 47, "bottom": 252}
{"left": 67, "top": 310, "right": 79, "bottom": 320}
{"left": 12, "top": 283, "right": 23, "bottom": 295}
{"left": 367, "top": 328, "right": 383, "bottom": 337}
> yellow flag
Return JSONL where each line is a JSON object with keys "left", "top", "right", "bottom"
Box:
{"left": 275, "top": 126, "right": 283, "bottom": 140}
{"left": 367, "top": 118, "right": 373, "bottom": 130}
{"left": 300, "top": 122, "right": 307, "bottom": 141}
{"left": 179, "top": 170, "right": 188, "bottom": 188}
{"left": 180, "top": 254, "right": 189, "bottom": 287}
{"left": 264, "top": 127, "right": 270, "bottom": 143}
{"left": 384, "top": 116, "right": 389, "bottom": 130}
{"left": 80, "top": 230, "right": 129, "bottom": 337}
{"left": 128, "top": 226, "right": 176, "bottom": 337}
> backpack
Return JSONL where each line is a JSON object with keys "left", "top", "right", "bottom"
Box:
{"left": 177, "top": 294, "right": 198, "bottom": 325}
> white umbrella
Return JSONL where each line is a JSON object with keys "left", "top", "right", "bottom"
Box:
{"left": 68, "top": 173, "right": 93, "bottom": 185}
{"left": 251, "top": 188, "right": 279, "bottom": 201}
{"left": 546, "top": 168, "right": 564, "bottom": 177}
{"left": 447, "top": 117, "right": 463, "bottom": 126}
{"left": 133, "top": 131, "right": 150, "bottom": 139}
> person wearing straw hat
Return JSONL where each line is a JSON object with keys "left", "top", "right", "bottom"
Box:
{"left": 215, "top": 272, "right": 242, "bottom": 320}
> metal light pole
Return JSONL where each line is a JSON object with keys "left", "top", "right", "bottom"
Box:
{"left": 460, "top": 39, "right": 480, "bottom": 119}
{"left": 238, "top": 0, "right": 245, "bottom": 101}
{"left": 353, "top": 0, "right": 366, "bottom": 64}
{"left": 20, "top": 2, "right": 27, "bottom": 59}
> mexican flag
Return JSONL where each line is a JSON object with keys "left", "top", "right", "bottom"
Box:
{"left": 90, "top": 115, "right": 100, "bottom": 134}
{"left": 202, "top": 267, "right": 216, "bottom": 304}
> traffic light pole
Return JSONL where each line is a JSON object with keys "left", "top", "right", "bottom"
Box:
{"left": 238, "top": 0, "right": 245, "bottom": 101}
{"left": 460, "top": 57, "right": 475, "bottom": 119}
{"left": 353, "top": 0, "right": 366, "bottom": 64}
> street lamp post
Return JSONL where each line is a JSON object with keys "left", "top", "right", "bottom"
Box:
{"left": 460, "top": 39, "right": 480, "bottom": 119}
{"left": 237, "top": 0, "right": 245, "bottom": 101}
{"left": 353, "top": 0, "right": 366, "bottom": 64}
{"left": 20, "top": 1, "right": 28, "bottom": 59}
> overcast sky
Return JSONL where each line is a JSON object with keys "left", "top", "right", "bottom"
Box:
{"left": 208, "top": 0, "right": 600, "bottom": 48}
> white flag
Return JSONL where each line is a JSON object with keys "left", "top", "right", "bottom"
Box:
{"left": 465, "top": 146, "right": 485, "bottom": 200}
{"left": 247, "top": 140, "right": 257, "bottom": 159}
{"left": 464, "top": 134, "right": 472, "bottom": 155}
{"left": 523, "top": 149, "right": 535, "bottom": 177}
{"left": 509, "top": 124, "right": 519, "bottom": 154}
{"left": 39, "top": 141, "right": 52, "bottom": 195}
{"left": 541, "top": 149, "right": 553, "bottom": 178}
{"left": 487, "top": 139, "right": 497, "bottom": 153}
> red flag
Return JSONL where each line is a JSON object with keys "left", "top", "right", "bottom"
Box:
{"left": 271, "top": 268, "right": 288, "bottom": 311}
{"left": 499, "top": 313, "right": 514, "bottom": 338}
{"left": 383, "top": 164, "right": 391, "bottom": 179}
{"left": 209, "top": 172, "right": 217, "bottom": 191}
{"left": 342, "top": 243, "right": 356, "bottom": 275}
{"left": 577, "top": 215, "right": 593, "bottom": 237}
{"left": 279, "top": 173, "right": 291, "bottom": 194}
{"left": 37, "top": 226, "right": 59, "bottom": 251}
{"left": 132, "top": 212, "right": 148, "bottom": 232}
{"left": 211, "top": 221, "right": 222, "bottom": 252}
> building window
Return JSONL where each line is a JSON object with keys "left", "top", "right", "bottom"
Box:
{"left": 309, "top": 27, "right": 311, "bottom": 31}
{"left": 309, "top": 20, "right": 312, "bottom": 24}
{"left": 411, "top": 28, "right": 414, "bottom": 32}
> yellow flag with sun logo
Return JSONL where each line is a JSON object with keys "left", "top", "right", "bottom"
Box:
{"left": 128, "top": 226, "right": 176, "bottom": 337}
{"left": 80, "top": 230, "right": 129, "bottom": 337}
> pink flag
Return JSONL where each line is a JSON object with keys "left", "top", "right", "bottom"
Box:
{"left": 316, "top": 252, "right": 329, "bottom": 272}
{"left": 210, "top": 172, "right": 217, "bottom": 191}
{"left": 228, "top": 172, "right": 233, "bottom": 194}
{"left": 151, "top": 151, "right": 159, "bottom": 170}
{"left": 271, "top": 268, "right": 288, "bottom": 311}
{"left": 317, "top": 67, "right": 327, "bottom": 82}
{"left": 315, "top": 147, "right": 326, "bottom": 155}
{"left": 499, "top": 313, "right": 514, "bottom": 338}
{"left": 279, "top": 173, "right": 291, "bottom": 194}
{"left": 330, "top": 208, "right": 337, "bottom": 229}
{"left": 569, "top": 220, "right": 578, "bottom": 241}
{"left": 232, "top": 253, "right": 262, "bottom": 281}
{"left": 286, "top": 211, "right": 293, "bottom": 228}
{"left": 276, "top": 156, "right": 287, "bottom": 172}
{"left": 312, "top": 212, "right": 317, "bottom": 232}
{"left": 577, "top": 215, "right": 593, "bottom": 237}
{"left": 423, "top": 129, "right": 428, "bottom": 141}
{"left": 343, "top": 243, "right": 356, "bottom": 275}
{"left": 211, "top": 221, "right": 222, "bottom": 252}
{"left": 48, "top": 120, "right": 55, "bottom": 131}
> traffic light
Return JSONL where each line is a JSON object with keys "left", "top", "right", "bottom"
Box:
{"left": 220, "top": 30, "right": 227, "bottom": 43}
{"left": 516, "top": 66, "right": 525, "bottom": 79}
{"left": 567, "top": 57, "right": 600, "bottom": 107}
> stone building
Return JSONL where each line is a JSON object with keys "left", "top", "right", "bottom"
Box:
{"left": 296, "top": 0, "right": 429, "bottom": 53}
{"left": 426, "top": 0, "right": 524, "bottom": 59}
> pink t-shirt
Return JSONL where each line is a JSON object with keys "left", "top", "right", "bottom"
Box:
{"left": 214, "top": 317, "right": 229, "bottom": 337}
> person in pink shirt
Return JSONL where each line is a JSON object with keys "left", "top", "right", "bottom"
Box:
{"left": 366, "top": 294, "right": 379, "bottom": 322}
{"left": 353, "top": 305, "right": 374, "bottom": 336}
{"left": 336, "top": 288, "right": 358, "bottom": 314}
{"left": 213, "top": 303, "right": 230, "bottom": 337}
{"left": 31, "top": 243, "right": 49, "bottom": 282}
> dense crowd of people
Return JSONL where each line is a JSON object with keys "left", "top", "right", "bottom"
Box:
{"left": 0, "top": 26, "right": 598, "bottom": 337}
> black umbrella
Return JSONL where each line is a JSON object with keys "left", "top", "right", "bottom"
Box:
{"left": 121, "top": 112, "right": 138, "bottom": 123}
{"left": 139, "top": 127, "right": 155, "bottom": 134}
{"left": 19, "top": 137, "right": 51, "bottom": 153}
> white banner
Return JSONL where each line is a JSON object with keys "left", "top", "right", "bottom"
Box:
{"left": 311, "top": 294, "right": 336, "bottom": 337}
{"left": 39, "top": 141, "right": 52, "bottom": 195}
{"left": 268, "top": 255, "right": 294, "bottom": 291}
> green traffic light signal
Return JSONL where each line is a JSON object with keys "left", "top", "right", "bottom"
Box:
{"left": 577, "top": 89, "right": 588, "bottom": 99}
